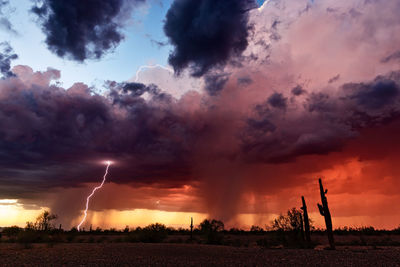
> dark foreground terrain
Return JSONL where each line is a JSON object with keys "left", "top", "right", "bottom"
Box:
{"left": 1, "top": 243, "right": 400, "bottom": 266}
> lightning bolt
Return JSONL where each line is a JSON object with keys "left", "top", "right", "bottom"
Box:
{"left": 77, "top": 161, "right": 112, "bottom": 231}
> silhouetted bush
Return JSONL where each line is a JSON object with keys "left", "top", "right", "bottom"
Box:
{"left": 228, "top": 228, "right": 245, "bottom": 234}
{"left": 272, "top": 208, "right": 304, "bottom": 232}
{"left": 200, "top": 219, "right": 225, "bottom": 245}
{"left": 334, "top": 226, "right": 384, "bottom": 236}
{"left": 138, "top": 223, "right": 168, "bottom": 243}
{"left": 268, "top": 208, "right": 315, "bottom": 248}
{"left": 360, "top": 226, "right": 376, "bottom": 236}
{"left": 250, "top": 225, "right": 265, "bottom": 234}
{"left": 3, "top": 226, "right": 22, "bottom": 237}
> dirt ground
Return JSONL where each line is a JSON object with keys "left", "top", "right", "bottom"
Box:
{"left": 1, "top": 243, "right": 400, "bottom": 266}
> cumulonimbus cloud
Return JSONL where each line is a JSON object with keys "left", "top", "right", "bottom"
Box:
{"left": 2, "top": 0, "right": 400, "bottom": 225}
{"left": 164, "top": 0, "right": 257, "bottom": 77}
{"left": 31, "top": 0, "right": 145, "bottom": 61}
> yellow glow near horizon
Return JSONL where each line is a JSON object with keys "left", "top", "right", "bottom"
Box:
{"left": 76, "top": 209, "right": 209, "bottom": 230}
{"left": 0, "top": 201, "right": 45, "bottom": 227}
{"left": 75, "top": 211, "right": 286, "bottom": 230}
{"left": 3, "top": 199, "right": 400, "bottom": 230}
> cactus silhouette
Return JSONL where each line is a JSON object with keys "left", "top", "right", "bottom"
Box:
{"left": 301, "top": 196, "right": 311, "bottom": 246}
{"left": 190, "top": 217, "right": 194, "bottom": 241}
{"left": 317, "top": 178, "right": 335, "bottom": 249}
{"left": 299, "top": 212, "right": 305, "bottom": 242}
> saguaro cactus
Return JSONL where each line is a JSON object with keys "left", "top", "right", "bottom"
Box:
{"left": 190, "top": 217, "right": 194, "bottom": 241}
{"left": 301, "top": 196, "right": 311, "bottom": 246}
{"left": 299, "top": 213, "right": 305, "bottom": 242}
{"left": 317, "top": 178, "right": 335, "bottom": 249}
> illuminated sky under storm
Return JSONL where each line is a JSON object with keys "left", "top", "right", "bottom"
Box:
{"left": 1, "top": 0, "right": 400, "bottom": 230}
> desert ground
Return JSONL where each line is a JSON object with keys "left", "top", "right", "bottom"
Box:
{"left": 1, "top": 243, "right": 400, "bottom": 266}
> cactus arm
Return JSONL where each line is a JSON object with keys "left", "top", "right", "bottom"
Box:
{"left": 317, "top": 203, "right": 325, "bottom": 216}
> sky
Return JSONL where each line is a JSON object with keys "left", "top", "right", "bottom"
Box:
{"left": 1, "top": 0, "right": 400, "bottom": 230}
{"left": 0, "top": 0, "right": 174, "bottom": 88}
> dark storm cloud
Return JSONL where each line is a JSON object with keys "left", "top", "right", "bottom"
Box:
{"left": 0, "top": 68, "right": 196, "bottom": 199}
{"left": 241, "top": 71, "right": 400, "bottom": 164}
{"left": 345, "top": 78, "right": 399, "bottom": 110}
{"left": 164, "top": 0, "right": 257, "bottom": 77}
{"left": 31, "top": 0, "right": 145, "bottom": 61}
{"left": 291, "top": 85, "right": 306, "bottom": 96}
{"left": 2, "top": 64, "right": 400, "bottom": 204}
{"left": 245, "top": 118, "right": 276, "bottom": 137}
{"left": 267, "top": 92, "right": 287, "bottom": 109}
{"left": 0, "top": 42, "right": 17, "bottom": 78}
{"left": 204, "top": 73, "right": 230, "bottom": 95}
{"left": 108, "top": 81, "right": 161, "bottom": 98}
{"left": 306, "top": 92, "right": 334, "bottom": 113}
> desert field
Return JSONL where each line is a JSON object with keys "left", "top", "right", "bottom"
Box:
{"left": 1, "top": 243, "right": 400, "bottom": 266}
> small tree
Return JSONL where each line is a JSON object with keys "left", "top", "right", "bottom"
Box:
{"left": 26, "top": 211, "right": 58, "bottom": 231}
{"left": 199, "top": 219, "right": 224, "bottom": 244}
{"left": 25, "top": 222, "right": 35, "bottom": 230}
{"left": 272, "top": 208, "right": 304, "bottom": 232}
{"left": 37, "top": 211, "right": 57, "bottom": 231}
{"left": 271, "top": 208, "right": 314, "bottom": 247}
